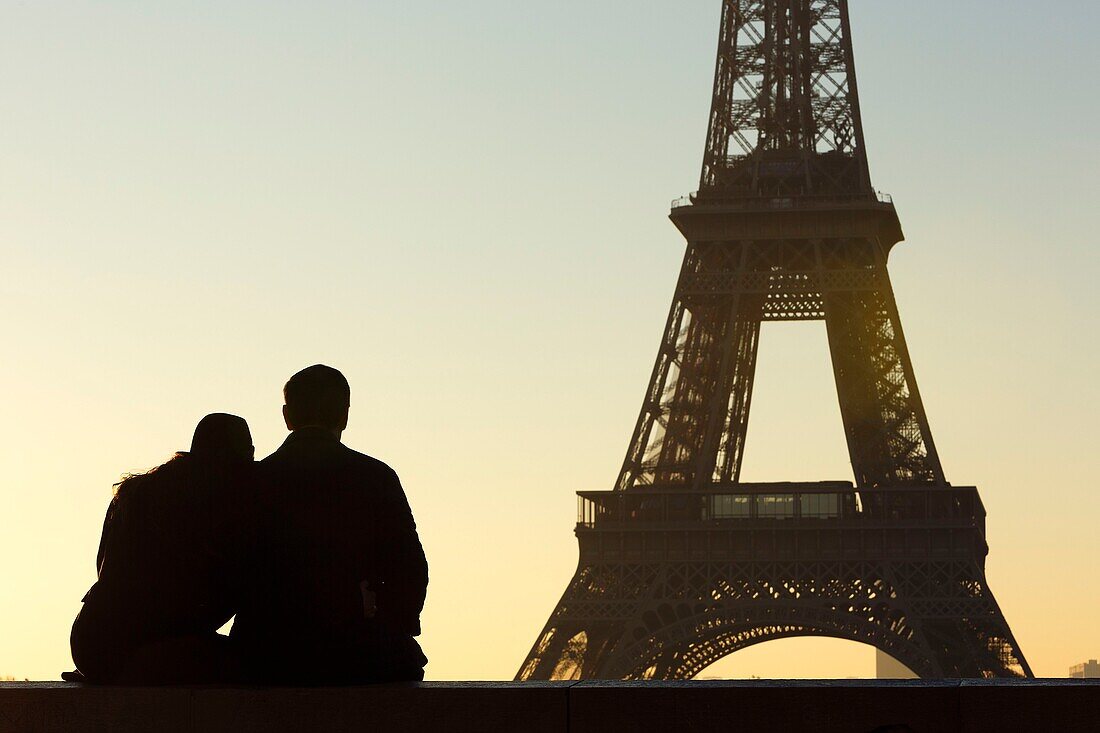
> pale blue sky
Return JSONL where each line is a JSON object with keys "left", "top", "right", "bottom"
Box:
{"left": 1, "top": 1, "right": 1097, "bottom": 679}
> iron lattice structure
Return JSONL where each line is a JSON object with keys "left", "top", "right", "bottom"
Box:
{"left": 518, "top": 0, "right": 1030, "bottom": 680}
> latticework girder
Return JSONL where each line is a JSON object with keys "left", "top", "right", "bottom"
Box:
{"left": 701, "top": 0, "right": 870, "bottom": 198}
{"left": 519, "top": 548, "right": 1030, "bottom": 680}
{"left": 519, "top": 0, "right": 1027, "bottom": 681}
{"left": 615, "top": 237, "right": 942, "bottom": 492}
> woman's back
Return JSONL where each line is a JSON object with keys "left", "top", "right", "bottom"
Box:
{"left": 92, "top": 457, "right": 245, "bottom": 632}
{"left": 71, "top": 413, "right": 254, "bottom": 683}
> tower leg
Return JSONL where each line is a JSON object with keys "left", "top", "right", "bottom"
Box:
{"left": 616, "top": 243, "right": 763, "bottom": 491}
{"left": 820, "top": 240, "right": 945, "bottom": 487}
{"left": 517, "top": 563, "right": 656, "bottom": 680}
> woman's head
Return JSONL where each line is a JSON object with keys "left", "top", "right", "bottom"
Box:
{"left": 111, "top": 414, "right": 253, "bottom": 507}
{"left": 189, "top": 413, "right": 254, "bottom": 463}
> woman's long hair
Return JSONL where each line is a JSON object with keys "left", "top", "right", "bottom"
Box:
{"left": 99, "top": 414, "right": 253, "bottom": 576}
{"left": 101, "top": 452, "right": 249, "bottom": 571}
{"left": 112, "top": 451, "right": 186, "bottom": 497}
{"left": 107, "top": 413, "right": 253, "bottom": 528}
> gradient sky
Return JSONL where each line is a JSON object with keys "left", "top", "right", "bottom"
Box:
{"left": 1, "top": 0, "right": 1097, "bottom": 680}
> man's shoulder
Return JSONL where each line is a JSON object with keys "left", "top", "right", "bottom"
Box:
{"left": 339, "top": 445, "right": 401, "bottom": 484}
{"left": 257, "top": 440, "right": 398, "bottom": 481}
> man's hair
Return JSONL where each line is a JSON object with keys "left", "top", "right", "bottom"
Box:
{"left": 283, "top": 364, "right": 351, "bottom": 429}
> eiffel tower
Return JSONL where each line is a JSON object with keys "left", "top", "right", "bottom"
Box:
{"left": 517, "top": 0, "right": 1030, "bottom": 680}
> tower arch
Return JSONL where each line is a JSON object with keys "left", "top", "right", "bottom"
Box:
{"left": 603, "top": 605, "right": 937, "bottom": 680}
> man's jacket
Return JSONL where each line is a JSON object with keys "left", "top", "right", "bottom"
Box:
{"left": 230, "top": 427, "right": 428, "bottom": 682}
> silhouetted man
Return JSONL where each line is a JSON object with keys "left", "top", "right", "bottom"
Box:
{"left": 231, "top": 365, "right": 428, "bottom": 683}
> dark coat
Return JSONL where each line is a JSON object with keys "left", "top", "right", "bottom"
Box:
{"left": 71, "top": 457, "right": 243, "bottom": 682}
{"left": 229, "top": 428, "right": 429, "bottom": 683}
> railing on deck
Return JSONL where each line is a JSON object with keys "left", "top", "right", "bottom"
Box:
{"left": 577, "top": 484, "right": 984, "bottom": 531}
{"left": 670, "top": 190, "right": 894, "bottom": 210}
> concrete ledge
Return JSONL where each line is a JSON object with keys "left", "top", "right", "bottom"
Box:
{"left": 569, "top": 680, "right": 1100, "bottom": 733}
{"left": 2, "top": 680, "right": 1099, "bottom": 733}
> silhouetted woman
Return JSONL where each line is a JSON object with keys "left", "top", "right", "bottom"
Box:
{"left": 70, "top": 413, "right": 254, "bottom": 684}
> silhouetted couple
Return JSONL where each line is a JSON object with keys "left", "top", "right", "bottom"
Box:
{"left": 69, "top": 365, "right": 429, "bottom": 685}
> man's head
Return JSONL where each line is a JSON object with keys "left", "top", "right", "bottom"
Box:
{"left": 282, "top": 364, "right": 351, "bottom": 435}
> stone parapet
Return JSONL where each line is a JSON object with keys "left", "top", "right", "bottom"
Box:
{"left": 2, "top": 679, "right": 1098, "bottom": 732}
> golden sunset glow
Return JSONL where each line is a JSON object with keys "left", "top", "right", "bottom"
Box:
{"left": 1, "top": 1, "right": 1097, "bottom": 681}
